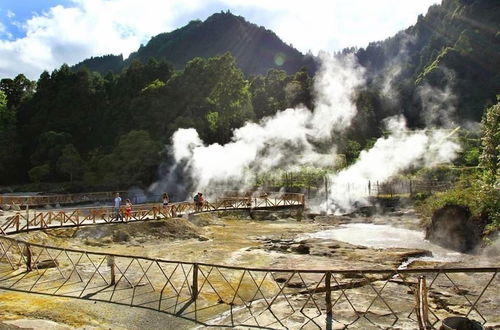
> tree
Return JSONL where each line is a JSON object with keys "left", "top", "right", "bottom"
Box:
{"left": 0, "top": 74, "right": 35, "bottom": 110}
{"left": 57, "top": 144, "right": 84, "bottom": 182}
{"left": 0, "top": 90, "right": 21, "bottom": 183}
{"left": 480, "top": 99, "right": 499, "bottom": 185}
{"left": 84, "top": 130, "right": 162, "bottom": 189}
{"left": 29, "top": 164, "right": 50, "bottom": 183}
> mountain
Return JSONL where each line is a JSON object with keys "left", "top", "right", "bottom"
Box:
{"left": 354, "top": 0, "right": 499, "bottom": 124}
{"left": 74, "top": 11, "right": 317, "bottom": 76}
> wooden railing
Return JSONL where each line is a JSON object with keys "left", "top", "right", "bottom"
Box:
{"left": 0, "top": 191, "right": 127, "bottom": 207}
{"left": 0, "top": 192, "right": 305, "bottom": 235}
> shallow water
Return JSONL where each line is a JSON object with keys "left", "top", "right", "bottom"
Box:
{"left": 299, "top": 223, "right": 465, "bottom": 262}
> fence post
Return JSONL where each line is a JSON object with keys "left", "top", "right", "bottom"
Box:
{"left": 192, "top": 263, "right": 199, "bottom": 300}
{"left": 26, "top": 244, "right": 32, "bottom": 271}
{"left": 107, "top": 256, "right": 115, "bottom": 285}
{"left": 416, "top": 275, "right": 430, "bottom": 330}
{"left": 325, "top": 271, "right": 332, "bottom": 316}
{"left": 324, "top": 177, "right": 329, "bottom": 212}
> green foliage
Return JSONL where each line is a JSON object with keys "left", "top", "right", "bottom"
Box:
{"left": 479, "top": 100, "right": 499, "bottom": 185}
{"left": 255, "top": 167, "right": 329, "bottom": 190}
{"left": 29, "top": 164, "right": 50, "bottom": 183}
{"left": 141, "top": 79, "right": 166, "bottom": 93}
{"left": 417, "top": 173, "right": 499, "bottom": 226}
{"left": 57, "top": 144, "right": 84, "bottom": 182}
{"left": 84, "top": 130, "right": 162, "bottom": 189}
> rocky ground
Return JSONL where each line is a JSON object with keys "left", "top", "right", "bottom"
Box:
{"left": 0, "top": 207, "right": 498, "bottom": 329}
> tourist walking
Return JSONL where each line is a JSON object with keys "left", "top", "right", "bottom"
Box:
{"left": 194, "top": 192, "right": 204, "bottom": 211}
{"left": 162, "top": 193, "right": 170, "bottom": 207}
{"left": 114, "top": 193, "right": 123, "bottom": 221}
{"left": 125, "top": 199, "right": 132, "bottom": 221}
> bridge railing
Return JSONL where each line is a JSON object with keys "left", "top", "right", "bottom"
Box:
{"left": 0, "top": 234, "right": 497, "bottom": 329}
{"left": 0, "top": 193, "right": 305, "bottom": 234}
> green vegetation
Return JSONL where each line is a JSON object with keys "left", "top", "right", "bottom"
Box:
{"left": 0, "top": 0, "right": 498, "bottom": 197}
{"left": 418, "top": 100, "right": 500, "bottom": 237}
{"left": 0, "top": 53, "right": 314, "bottom": 191}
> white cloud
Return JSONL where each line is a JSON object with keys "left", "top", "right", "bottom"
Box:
{"left": 0, "top": 0, "right": 202, "bottom": 78}
{"left": 0, "top": 0, "right": 439, "bottom": 79}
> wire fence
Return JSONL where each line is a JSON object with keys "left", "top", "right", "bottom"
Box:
{"left": 0, "top": 191, "right": 498, "bottom": 328}
{"left": 0, "top": 235, "right": 498, "bottom": 329}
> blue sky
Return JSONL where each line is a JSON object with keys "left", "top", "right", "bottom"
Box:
{"left": 0, "top": 0, "right": 440, "bottom": 79}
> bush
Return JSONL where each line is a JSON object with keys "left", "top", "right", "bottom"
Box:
{"left": 418, "top": 172, "right": 499, "bottom": 236}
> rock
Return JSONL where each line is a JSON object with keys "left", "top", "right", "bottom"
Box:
{"left": 291, "top": 243, "right": 310, "bottom": 254}
{"left": 11, "top": 203, "right": 21, "bottom": 211}
{"left": 314, "top": 215, "right": 348, "bottom": 224}
{"left": 112, "top": 230, "right": 131, "bottom": 242}
{"left": 425, "top": 205, "right": 487, "bottom": 253}
{"left": 2, "top": 204, "right": 10, "bottom": 211}
{"left": 188, "top": 213, "right": 218, "bottom": 226}
{"left": 35, "top": 259, "right": 59, "bottom": 269}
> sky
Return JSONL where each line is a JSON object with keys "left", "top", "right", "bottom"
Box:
{"left": 0, "top": 0, "right": 440, "bottom": 79}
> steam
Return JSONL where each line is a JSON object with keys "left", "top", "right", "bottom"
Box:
{"left": 418, "top": 82, "right": 457, "bottom": 128}
{"left": 152, "top": 51, "right": 461, "bottom": 211}
{"left": 325, "top": 116, "right": 461, "bottom": 213}
{"left": 152, "top": 53, "right": 365, "bottom": 198}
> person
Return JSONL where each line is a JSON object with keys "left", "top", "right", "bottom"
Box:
{"left": 194, "top": 192, "right": 204, "bottom": 211}
{"left": 113, "top": 193, "right": 123, "bottom": 221}
{"left": 125, "top": 199, "right": 132, "bottom": 221}
{"left": 162, "top": 193, "right": 170, "bottom": 207}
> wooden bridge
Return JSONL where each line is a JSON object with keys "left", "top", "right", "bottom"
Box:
{"left": 0, "top": 192, "right": 304, "bottom": 235}
{"left": 0, "top": 191, "right": 498, "bottom": 329}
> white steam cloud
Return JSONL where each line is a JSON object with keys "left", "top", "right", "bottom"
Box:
{"left": 325, "top": 116, "right": 461, "bottom": 212}
{"left": 153, "top": 52, "right": 461, "bottom": 211}
{"left": 161, "top": 53, "right": 365, "bottom": 196}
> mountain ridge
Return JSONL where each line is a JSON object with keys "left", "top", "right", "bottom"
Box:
{"left": 74, "top": 11, "right": 317, "bottom": 76}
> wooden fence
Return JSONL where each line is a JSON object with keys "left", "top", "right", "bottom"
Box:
{"left": 0, "top": 192, "right": 305, "bottom": 235}
{"left": 0, "top": 191, "right": 127, "bottom": 207}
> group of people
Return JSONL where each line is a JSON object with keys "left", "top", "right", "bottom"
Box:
{"left": 113, "top": 193, "right": 132, "bottom": 222}
{"left": 112, "top": 191, "right": 206, "bottom": 221}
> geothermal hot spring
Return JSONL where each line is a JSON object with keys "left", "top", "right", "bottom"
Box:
{"left": 2, "top": 202, "right": 499, "bottom": 330}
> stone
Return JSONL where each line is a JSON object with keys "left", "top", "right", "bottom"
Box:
{"left": 35, "top": 259, "right": 59, "bottom": 269}
{"left": 425, "top": 204, "right": 486, "bottom": 253}
{"left": 291, "top": 243, "right": 310, "bottom": 254}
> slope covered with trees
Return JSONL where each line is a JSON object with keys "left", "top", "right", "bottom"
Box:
{"left": 0, "top": 0, "right": 498, "bottom": 194}
{"left": 354, "top": 0, "right": 499, "bottom": 126}
{"left": 72, "top": 11, "right": 317, "bottom": 76}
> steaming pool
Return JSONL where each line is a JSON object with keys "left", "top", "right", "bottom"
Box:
{"left": 300, "top": 223, "right": 465, "bottom": 262}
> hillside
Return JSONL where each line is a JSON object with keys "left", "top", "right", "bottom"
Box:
{"left": 0, "top": 0, "right": 498, "bottom": 190}
{"left": 74, "top": 11, "right": 317, "bottom": 76}
{"left": 354, "top": 0, "right": 499, "bottom": 125}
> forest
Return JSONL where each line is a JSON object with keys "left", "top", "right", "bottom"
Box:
{"left": 0, "top": 0, "right": 498, "bottom": 194}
